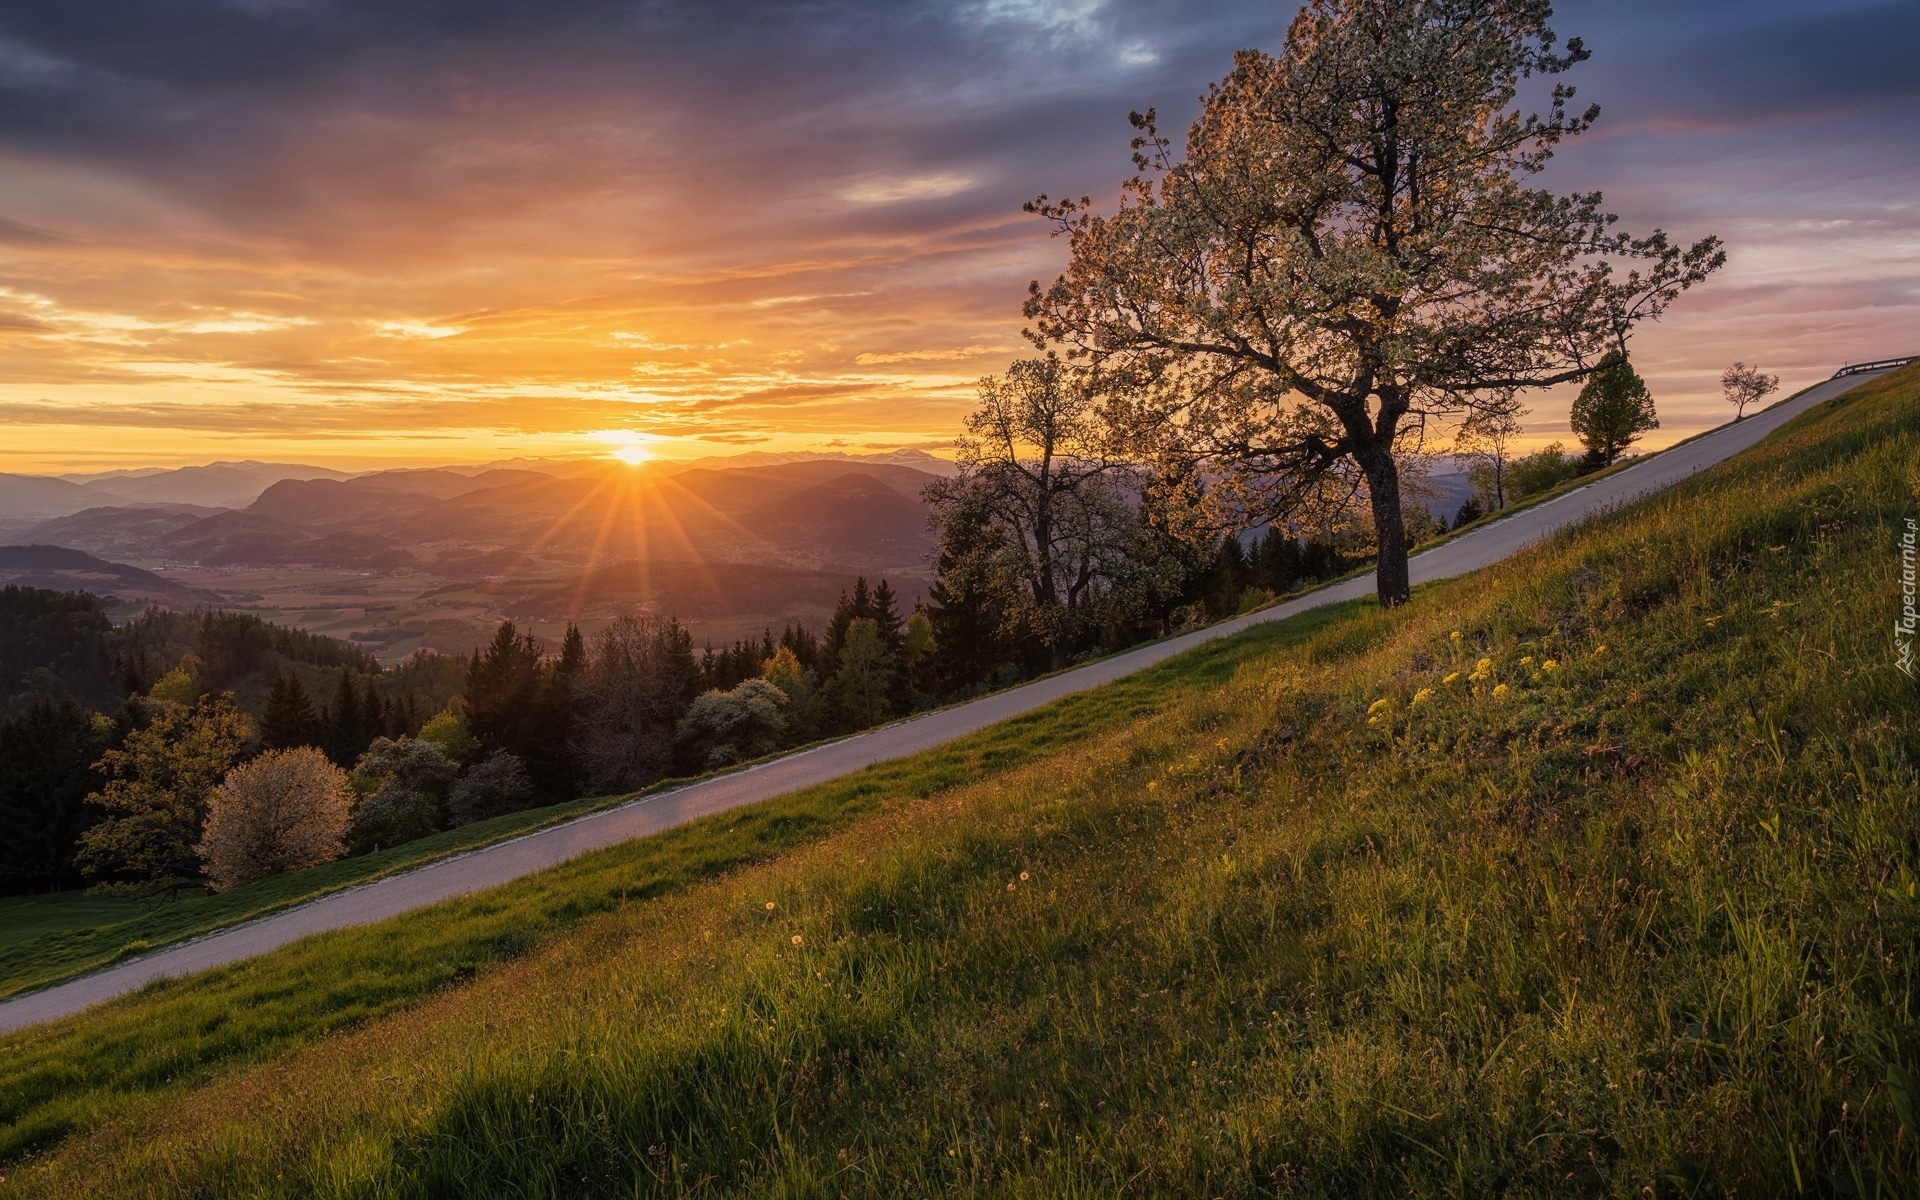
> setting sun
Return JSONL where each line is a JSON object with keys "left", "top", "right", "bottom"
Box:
{"left": 594, "top": 430, "right": 655, "bottom": 465}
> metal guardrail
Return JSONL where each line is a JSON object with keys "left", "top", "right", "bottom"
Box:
{"left": 1832, "top": 356, "right": 1916, "bottom": 378}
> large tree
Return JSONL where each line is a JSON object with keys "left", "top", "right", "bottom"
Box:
{"left": 1023, "top": 0, "right": 1722, "bottom": 605}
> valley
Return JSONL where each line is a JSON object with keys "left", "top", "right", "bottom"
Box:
{"left": 0, "top": 453, "right": 953, "bottom": 660}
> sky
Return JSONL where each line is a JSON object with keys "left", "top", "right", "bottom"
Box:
{"left": 0, "top": 0, "right": 1914, "bottom": 472}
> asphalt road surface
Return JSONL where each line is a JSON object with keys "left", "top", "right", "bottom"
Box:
{"left": 0, "top": 368, "right": 1889, "bottom": 1035}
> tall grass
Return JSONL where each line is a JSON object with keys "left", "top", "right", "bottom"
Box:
{"left": 4, "top": 366, "right": 1917, "bottom": 1197}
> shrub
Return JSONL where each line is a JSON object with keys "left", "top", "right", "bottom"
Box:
{"left": 347, "top": 737, "right": 456, "bottom": 852}
{"left": 677, "top": 678, "right": 789, "bottom": 769}
{"left": 448, "top": 751, "right": 536, "bottom": 826}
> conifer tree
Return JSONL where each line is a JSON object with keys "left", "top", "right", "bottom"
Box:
{"left": 259, "top": 671, "right": 321, "bottom": 750}
{"left": 325, "top": 668, "right": 362, "bottom": 766}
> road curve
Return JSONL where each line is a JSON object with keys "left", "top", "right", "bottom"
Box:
{"left": 0, "top": 368, "right": 1889, "bottom": 1035}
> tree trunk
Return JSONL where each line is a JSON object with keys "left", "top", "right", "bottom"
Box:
{"left": 1358, "top": 445, "right": 1412, "bottom": 607}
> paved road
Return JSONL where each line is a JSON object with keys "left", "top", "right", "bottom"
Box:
{"left": 0, "top": 368, "right": 1888, "bottom": 1036}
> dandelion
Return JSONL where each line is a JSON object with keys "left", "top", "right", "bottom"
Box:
{"left": 1542, "top": 659, "right": 1559, "bottom": 674}
{"left": 1411, "top": 687, "right": 1433, "bottom": 707}
{"left": 1491, "top": 683, "right": 1511, "bottom": 699}
{"left": 1443, "top": 671, "right": 1461, "bottom": 685}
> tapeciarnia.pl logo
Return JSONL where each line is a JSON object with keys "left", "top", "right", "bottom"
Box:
{"left": 1899, "top": 517, "right": 1917, "bottom": 679}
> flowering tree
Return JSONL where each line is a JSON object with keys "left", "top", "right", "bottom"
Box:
{"left": 197, "top": 747, "right": 351, "bottom": 890}
{"left": 1023, "top": 0, "right": 1722, "bottom": 605}
{"left": 1721, "top": 361, "right": 1780, "bottom": 421}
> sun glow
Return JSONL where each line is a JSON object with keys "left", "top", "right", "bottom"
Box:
{"left": 593, "top": 429, "right": 656, "bottom": 465}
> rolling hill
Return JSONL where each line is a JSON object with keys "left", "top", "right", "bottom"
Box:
{"left": 0, "top": 544, "right": 208, "bottom": 605}
{"left": 2, "top": 370, "right": 1912, "bottom": 1195}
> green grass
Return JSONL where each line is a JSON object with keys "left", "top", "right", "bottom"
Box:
{"left": 4, "top": 365, "right": 1918, "bottom": 1196}
{"left": 6, "top": 372, "right": 1816, "bottom": 1000}
{"left": 0, "top": 787, "right": 648, "bottom": 1001}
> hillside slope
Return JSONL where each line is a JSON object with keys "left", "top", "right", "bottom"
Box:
{"left": 2, "top": 366, "right": 1917, "bottom": 1196}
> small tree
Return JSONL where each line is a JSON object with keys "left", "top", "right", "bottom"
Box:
{"left": 833, "top": 618, "right": 896, "bottom": 730}
{"left": 1721, "top": 361, "right": 1780, "bottom": 421}
{"left": 448, "top": 751, "right": 536, "bottom": 825}
{"left": 1570, "top": 354, "right": 1659, "bottom": 466}
{"left": 924, "top": 357, "right": 1139, "bottom": 669}
{"left": 1455, "top": 399, "right": 1526, "bottom": 512}
{"left": 416, "top": 705, "right": 481, "bottom": 766}
{"left": 197, "top": 747, "right": 351, "bottom": 890}
{"left": 902, "top": 610, "right": 938, "bottom": 706}
{"left": 76, "top": 695, "right": 250, "bottom": 893}
{"left": 761, "top": 646, "right": 818, "bottom": 744}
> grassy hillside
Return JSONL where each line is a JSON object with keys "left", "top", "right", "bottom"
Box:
{"left": 3, "top": 366, "right": 1916, "bottom": 1196}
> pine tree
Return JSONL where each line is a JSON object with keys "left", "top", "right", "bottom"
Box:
{"left": 0, "top": 697, "right": 107, "bottom": 893}
{"left": 465, "top": 621, "right": 547, "bottom": 764}
{"left": 325, "top": 668, "right": 362, "bottom": 766}
{"left": 528, "top": 624, "right": 586, "bottom": 800}
{"left": 259, "top": 671, "right": 321, "bottom": 751}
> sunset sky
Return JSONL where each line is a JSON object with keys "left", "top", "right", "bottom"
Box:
{"left": 0, "top": 0, "right": 1914, "bottom": 472}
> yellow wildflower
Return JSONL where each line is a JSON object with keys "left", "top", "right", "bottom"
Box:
{"left": 1492, "top": 683, "right": 1511, "bottom": 699}
{"left": 1411, "top": 687, "right": 1433, "bottom": 706}
{"left": 1443, "top": 671, "right": 1461, "bottom": 685}
{"left": 1594, "top": 644, "right": 1608, "bottom": 656}
{"left": 1542, "top": 659, "right": 1559, "bottom": 673}
{"left": 1518, "top": 655, "right": 1533, "bottom": 667}
{"left": 1449, "top": 630, "right": 1463, "bottom": 642}
{"left": 1367, "top": 698, "right": 1393, "bottom": 716}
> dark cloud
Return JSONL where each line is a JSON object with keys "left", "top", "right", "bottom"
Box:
{"left": 0, "top": 0, "right": 1911, "bottom": 465}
